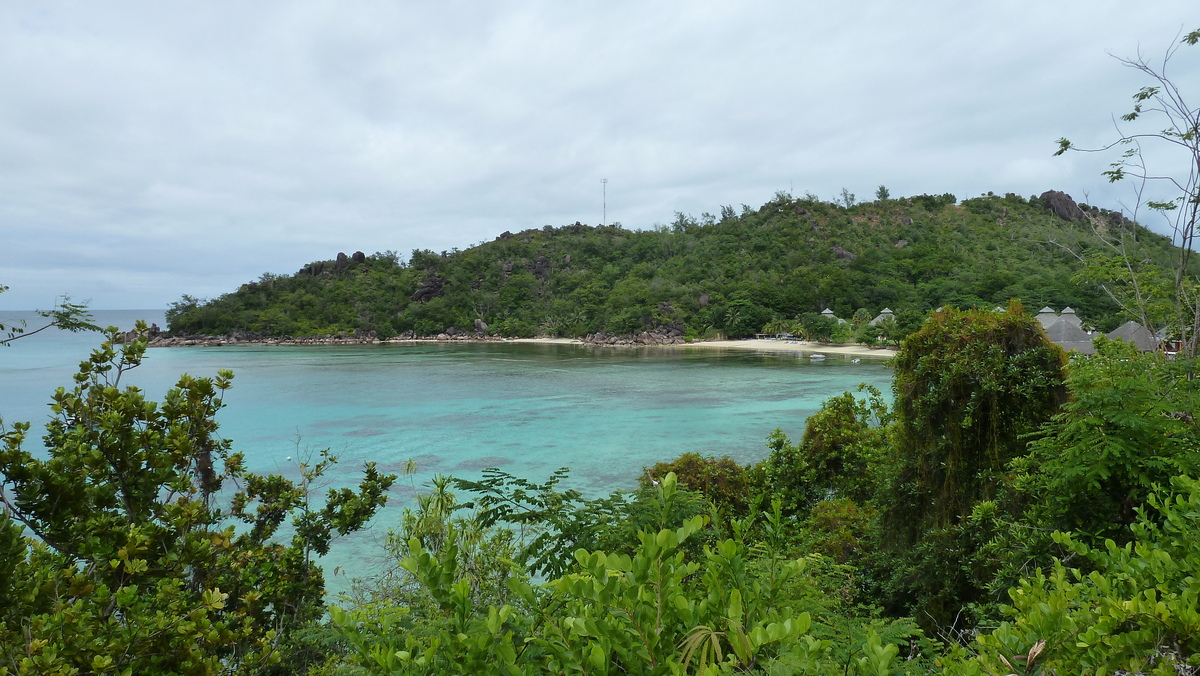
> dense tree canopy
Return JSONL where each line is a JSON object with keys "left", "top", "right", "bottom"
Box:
{"left": 165, "top": 192, "right": 1189, "bottom": 342}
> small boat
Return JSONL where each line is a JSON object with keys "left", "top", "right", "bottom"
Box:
{"left": 851, "top": 358, "right": 861, "bottom": 364}
{"left": 809, "top": 353, "right": 826, "bottom": 361}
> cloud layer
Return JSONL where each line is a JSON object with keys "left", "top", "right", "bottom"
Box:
{"left": 1, "top": 1, "right": 1197, "bottom": 308}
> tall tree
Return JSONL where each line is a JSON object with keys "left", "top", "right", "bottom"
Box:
{"left": 886, "top": 302, "right": 1067, "bottom": 536}
{"left": 877, "top": 303, "right": 1068, "bottom": 625}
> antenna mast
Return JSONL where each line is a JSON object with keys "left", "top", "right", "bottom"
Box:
{"left": 602, "top": 178, "right": 607, "bottom": 226}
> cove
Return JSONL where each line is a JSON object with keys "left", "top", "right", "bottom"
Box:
{"left": 0, "top": 310, "right": 894, "bottom": 586}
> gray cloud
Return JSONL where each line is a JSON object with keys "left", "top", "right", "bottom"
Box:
{"left": 1, "top": 1, "right": 1196, "bottom": 308}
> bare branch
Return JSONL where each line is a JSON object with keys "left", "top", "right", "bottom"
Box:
{"left": 1057, "top": 27, "right": 1200, "bottom": 356}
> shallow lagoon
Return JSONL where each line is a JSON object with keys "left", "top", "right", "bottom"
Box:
{"left": 1, "top": 310, "right": 893, "bottom": 586}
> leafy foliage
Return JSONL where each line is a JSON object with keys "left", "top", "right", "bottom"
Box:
{"left": 886, "top": 303, "right": 1067, "bottom": 537}
{"left": 0, "top": 327, "right": 396, "bottom": 674}
{"left": 451, "top": 467, "right": 709, "bottom": 579}
{"left": 333, "top": 474, "right": 930, "bottom": 675}
{"left": 944, "top": 476, "right": 1200, "bottom": 675}
{"left": 749, "top": 384, "right": 891, "bottom": 520}
{"left": 164, "top": 192, "right": 1170, "bottom": 341}
{"left": 872, "top": 304, "right": 1068, "bottom": 627}
{"left": 644, "top": 453, "right": 751, "bottom": 517}
{"left": 1015, "top": 337, "right": 1200, "bottom": 538}
{"left": 0, "top": 287, "right": 98, "bottom": 346}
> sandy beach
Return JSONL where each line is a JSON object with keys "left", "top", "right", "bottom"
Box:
{"left": 507, "top": 336, "right": 896, "bottom": 359}
{"left": 681, "top": 339, "right": 896, "bottom": 359}
{"left": 150, "top": 333, "right": 895, "bottom": 360}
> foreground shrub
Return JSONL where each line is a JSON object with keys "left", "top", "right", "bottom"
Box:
{"left": 0, "top": 326, "right": 395, "bottom": 674}
{"left": 944, "top": 476, "right": 1200, "bottom": 675}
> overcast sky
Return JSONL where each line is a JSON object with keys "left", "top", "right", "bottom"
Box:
{"left": 1, "top": 2, "right": 1197, "bottom": 309}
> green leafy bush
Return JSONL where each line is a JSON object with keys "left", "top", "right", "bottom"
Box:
{"left": 0, "top": 326, "right": 395, "bottom": 674}
{"left": 945, "top": 476, "right": 1200, "bottom": 675}
{"left": 332, "top": 474, "right": 899, "bottom": 675}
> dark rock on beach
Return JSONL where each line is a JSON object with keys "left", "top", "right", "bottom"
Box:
{"left": 148, "top": 329, "right": 381, "bottom": 347}
{"left": 581, "top": 330, "right": 685, "bottom": 346}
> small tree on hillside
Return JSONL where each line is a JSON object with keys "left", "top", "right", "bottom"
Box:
{"left": 838, "top": 188, "right": 857, "bottom": 209}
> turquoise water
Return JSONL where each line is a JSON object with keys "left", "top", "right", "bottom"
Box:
{"left": 1, "top": 310, "right": 893, "bottom": 587}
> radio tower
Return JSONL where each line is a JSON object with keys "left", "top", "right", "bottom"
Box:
{"left": 602, "top": 178, "right": 608, "bottom": 226}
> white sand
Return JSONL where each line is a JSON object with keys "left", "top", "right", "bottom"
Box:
{"left": 677, "top": 339, "right": 895, "bottom": 358}
{"left": 508, "top": 336, "right": 895, "bottom": 359}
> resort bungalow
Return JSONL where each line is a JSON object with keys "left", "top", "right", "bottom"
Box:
{"left": 868, "top": 308, "right": 894, "bottom": 326}
{"left": 1106, "top": 320, "right": 1166, "bottom": 353}
{"left": 1037, "top": 307, "right": 1174, "bottom": 355}
{"left": 1037, "top": 307, "right": 1096, "bottom": 354}
{"left": 1035, "top": 306, "right": 1061, "bottom": 329}
{"left": 821, "top": 308, "right": 847, "bottom": 324}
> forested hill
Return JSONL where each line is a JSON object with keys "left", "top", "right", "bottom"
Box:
{"left": 165, "top": 190, "right": 1181, "bottom": 340}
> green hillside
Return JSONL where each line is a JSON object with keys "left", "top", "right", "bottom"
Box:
{"left": 166, "top": 190, "right": 1182, "bottom": 340}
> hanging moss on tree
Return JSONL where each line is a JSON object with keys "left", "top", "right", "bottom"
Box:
{"left": 875, "top": 302, "right": 1069, "bottom": 626}
{"left": 886, "top": 301, "right": 1068, "bottom": 537}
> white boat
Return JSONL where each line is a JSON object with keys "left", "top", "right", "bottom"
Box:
{"left": 809, "top": 353, "right": 826, "bottom": 361}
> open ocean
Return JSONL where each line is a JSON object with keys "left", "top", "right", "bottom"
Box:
{"left": 1, "top": 309, "right": 893, "bottom": 590}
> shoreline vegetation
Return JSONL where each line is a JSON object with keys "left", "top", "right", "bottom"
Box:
{"left": 146, "top": 331, "right": 897, "bottom": 358}
{"left": 163, "top": 190, "right": 1184, "bottom": 349}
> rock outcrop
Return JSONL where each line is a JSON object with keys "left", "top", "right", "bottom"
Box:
{"left": 831, "top": 245, "right": 857, "bottom": 261}
{"left": 582, "top": 331, "right": 686, "bottom": 346}
{"left": 1039, "top": 190, "right": 1085, "bottom": 221}
{"left": 410, "top": 270, "right": 446, "bottom": 302}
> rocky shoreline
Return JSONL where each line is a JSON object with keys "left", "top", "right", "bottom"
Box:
{"left": 579, "top": 330, "right": 686, "bottom": 346}
{"left": 146, "top": 332, "right": 688, "bottom": 348}
{"left": 137, "top": 327, "right": 895, "bottom": 357}
{"left": 139, "top": 323, "right": 692, "bottom": 348}
{"left": 146, "top": 329, "right": 511, "bottom": 347}
{"left": 141, "top": 331, "right": 894, "bottom": 358}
